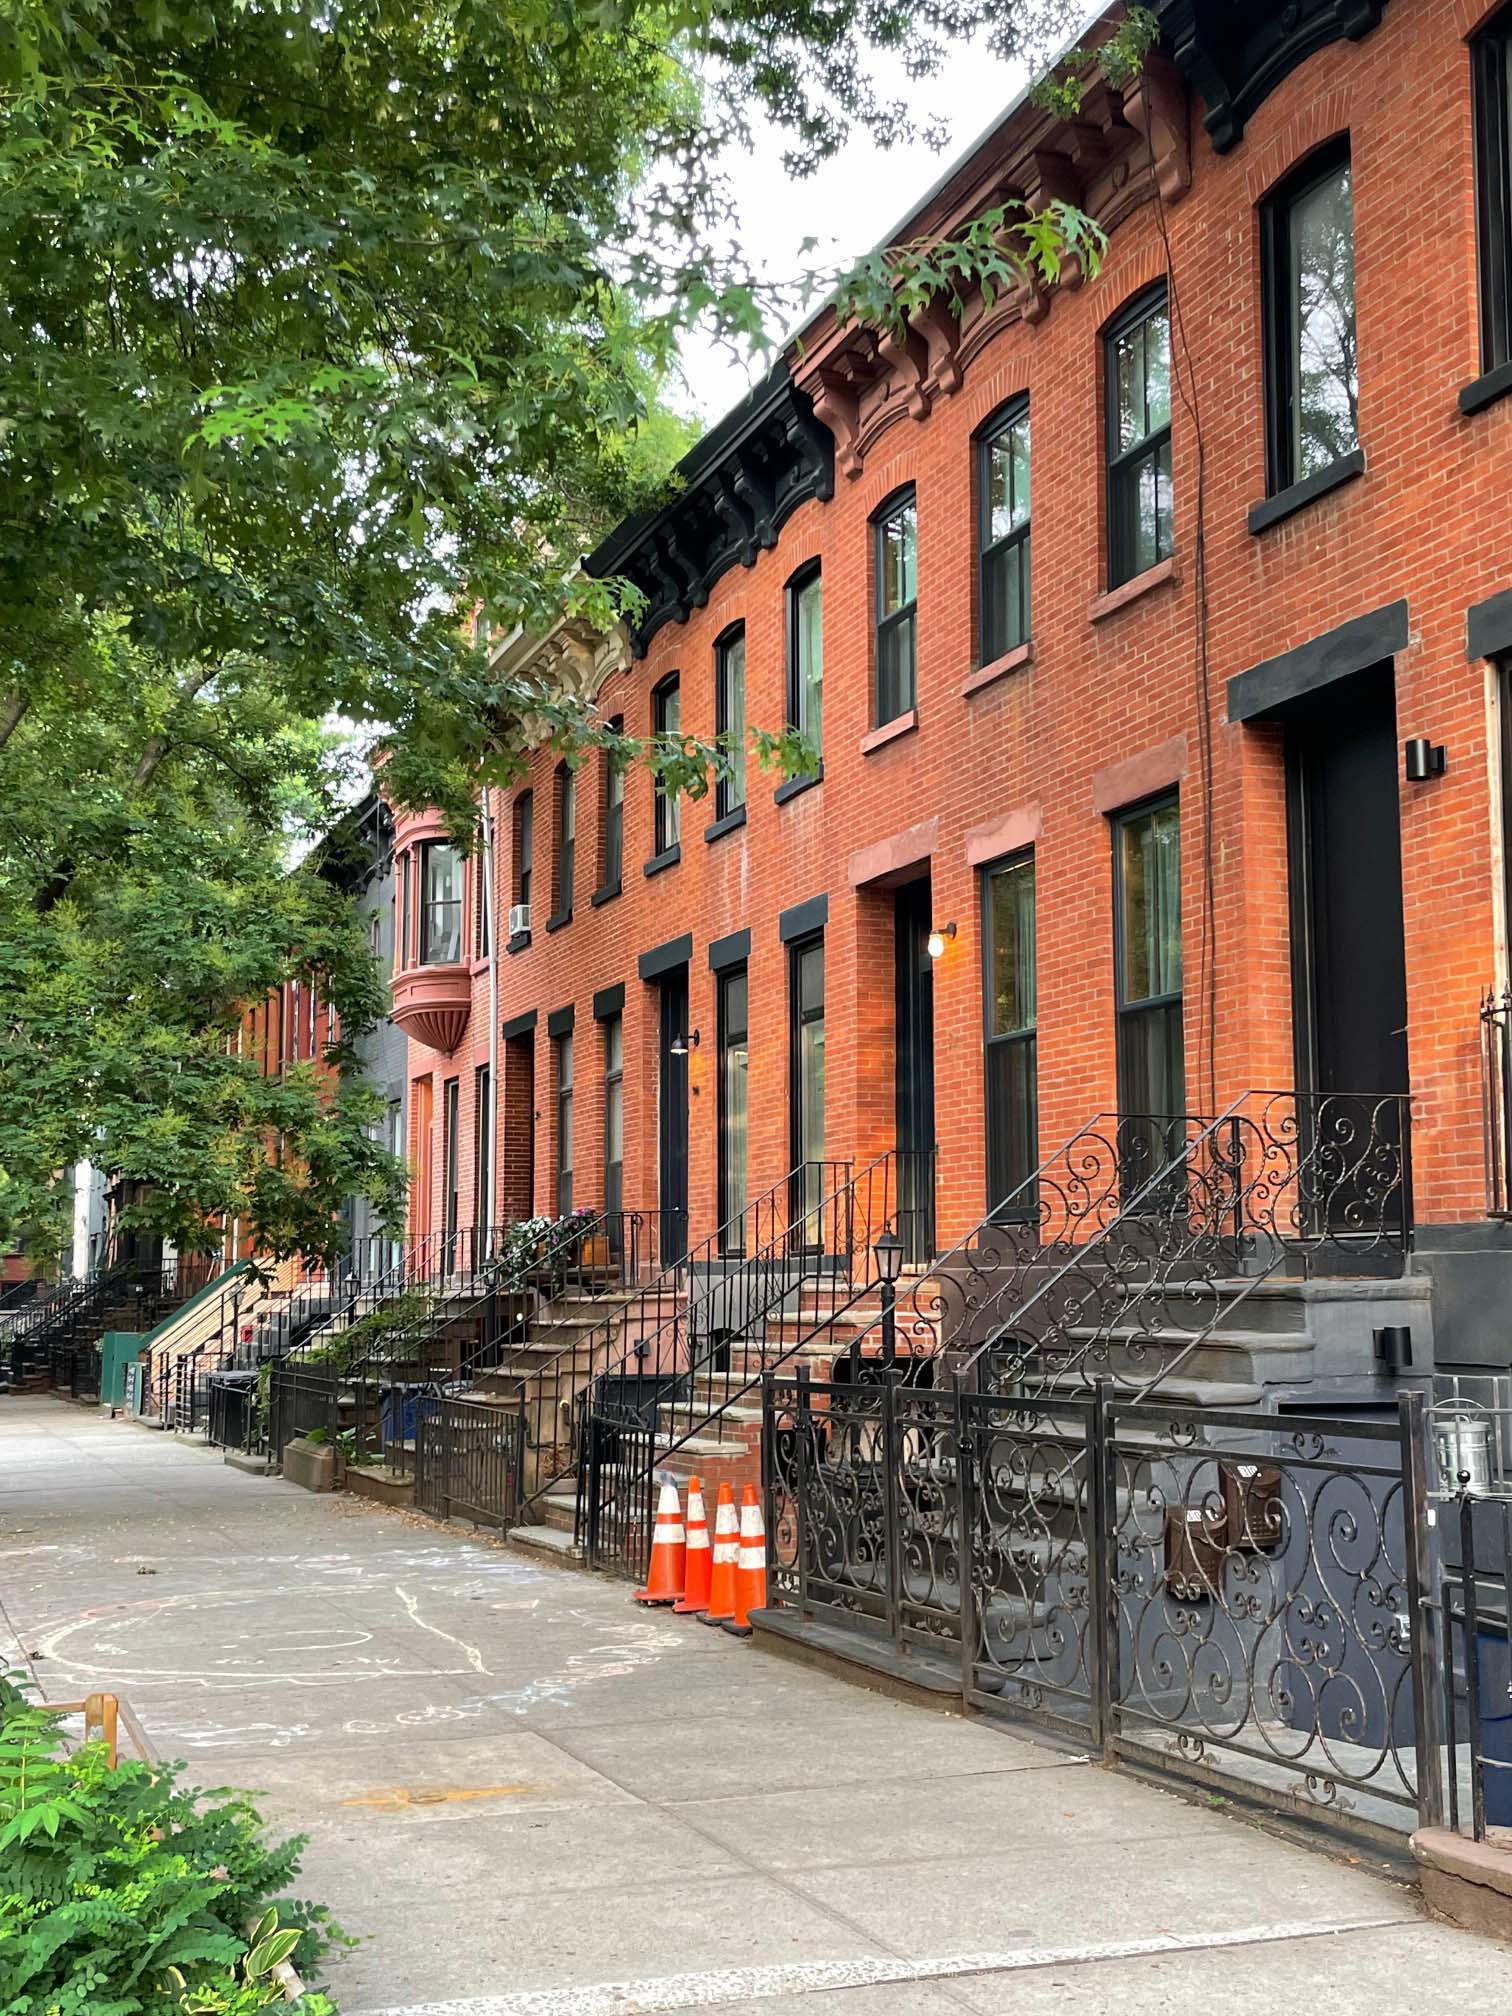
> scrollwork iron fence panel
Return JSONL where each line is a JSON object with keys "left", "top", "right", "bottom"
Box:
{"left": 959, "top": 1391, "right": 1100, "bottom": 1739}
{"left": 1104, "top": 1394, "right": 1432, "bottom": 1834}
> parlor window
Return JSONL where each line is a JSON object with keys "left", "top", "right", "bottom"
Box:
{"left": 1474, "top": 7, "right": 1512, "bottom": 376}
{"left": 786, "top": 564, "right": 823, "bottom": 770}
{"left": 979, "top": 398, "right": 1030, "bottom": 662}
{"left": 419, "top": 842, "right": 463, "bottom": 964}
{"left": 1105, "top": 287, "right": 1173, "bottom": 587}
{"left": 874, "top": 489, "right": 918, "bottom": 726}
{"left": 1261, "top": 139, "right": 1358, "bottom": 492}
{"left": 513, "top": 790, "right": 533, "bottom": 920}
{"left": 553, "top": 762, "right": 575, "bottom": 923}
{"left": 601, "top": 716, "right": 625, "bottom": 894}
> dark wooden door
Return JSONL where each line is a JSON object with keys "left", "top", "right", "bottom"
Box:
{"left": 658, "top": 970, "right": 690, "bottom": 1263}
{"left": 1288, "top": 669, "right": 1409, "bottom": 1102}
{"left": 894, "top": 880, "right": 936, "bottom": 1261}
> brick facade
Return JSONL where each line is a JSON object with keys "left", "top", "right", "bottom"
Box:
{"left": 395, "top": 0, "right": 1512, "bottom": 1281}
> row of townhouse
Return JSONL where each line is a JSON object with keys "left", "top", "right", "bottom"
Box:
{"left": 389, "top": 0, "right": 1512, "bottom": 1408}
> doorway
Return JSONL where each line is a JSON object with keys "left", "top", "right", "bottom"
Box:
{"left": 894, "top": 879, "right": 936, "bottom": 1262}
{"left": 658, "top": 969, "right": 690, "bottom": 1264}
{"left": 1287, "top": 667, "right": 1409, "bottom": 1102}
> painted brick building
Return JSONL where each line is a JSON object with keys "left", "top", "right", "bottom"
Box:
{"left": 393, "top": 0, "right": 1512, "bottom": 1388}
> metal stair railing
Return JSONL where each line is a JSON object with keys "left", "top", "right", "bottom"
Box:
{"left": 508, "top": 1159, "right": 854, "bottom": 1525}
{"left": 570, "top": 1147, "right": 930, "bottom": 1563}
{"left": 961, "top": 1089, "right": 1413, "bottom": 1403}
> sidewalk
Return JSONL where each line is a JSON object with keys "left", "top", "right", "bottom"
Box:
{"left": 3, "top": 1393, "right": 1511, "bottom": 2013}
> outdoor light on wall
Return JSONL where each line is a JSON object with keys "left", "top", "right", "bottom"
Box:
{"left": 1404, "top": 738, "right": 1447, "bottom": 783}
{"left": 926, "top": 922, "right": 958, "bottom": 959}
{"left": 669, "top": 1029, "right": 700, "bottom": 1057}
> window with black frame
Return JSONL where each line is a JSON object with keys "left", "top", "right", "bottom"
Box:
{"left": 653, "top": 676, "right": 681, "bottom": 853}
{"left": 602, "top": 717, "right": 624, "bottom": 892}
{"left": 715, "top": 627, "right": 746, "bottom": 818}
{"left": 979, "top": 399, "right": 1030, "bottom": 661}
{"left": 554, "top": 762, "right": 575, "bottom": 921}
{"left": 718, "top": 965, "right": 749, "bottom": 1251}
{"left": 789, "top": 937, "right": 826, "bottom": 1240}
{"left": 474, "top": 1063, "right": 492, "bottom": 1249}
{"left": 1113, "top": 798, "right": 1185, "bottom": 1195}
{"left": 874, "top": 490, "right": 918, "bottom": 725}
{"left": 515, "top": 791, "right": 533, "bottom": 919}
{"left": 442, "top": 1076, "right": 460, "bottom": 1265}
{"left": 555, "top": 1032, "right": 574, "bottom": 1216}
{"left": 1105, "top": 289, "right": 1173, "bottom": 587}
{"left": 419, "top": 841, "right": 463, "bottom": 963}
{"left": 1261, "top": 139, "right": 1358, "bottom": 493}
{"left": 602, "top": 1013, "right": 623, "bottom": 1222}
{"left": 982, "top": 852, "right": 1037, "bottom": 1216}
{"left": 1474, "top": 8, "right": 1512, "bottom": 378}
{"left": 786, "top": 565, "right": 823, "bottom": 771}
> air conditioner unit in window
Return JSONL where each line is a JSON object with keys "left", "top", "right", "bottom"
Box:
{"left": 507, "top": 902, "right": 531, "bottom": 938}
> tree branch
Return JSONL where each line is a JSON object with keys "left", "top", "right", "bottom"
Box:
{"left": 0, "top": 692, "right": 31, "bottom": 749}
{"left": 132, "top": 665, "right": 218, "bottom": 791}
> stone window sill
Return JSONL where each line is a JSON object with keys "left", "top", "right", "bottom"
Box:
{"left": 1089, "top": 556, "right": 1178, "bottom": 624}
{"left": 1461, "top": 359, "right": 1512, "bottom": 417}
{"left": 1247, "top": 449, "right": 1365, "bottom": 535}
{"left": 505, "top": 930, "right": 531, "bottom": 956}
{"left": 775, "top": 766, "right": 823, "bottom": 806}
{"left": 704, "top": 804, "right": 747, "bottom": 844}
{"left": 590, "top": 881, "right": 621, "bottom": 909}
{"left": 963, "top": 641, "right": 1033, "bottom": 697}
{"left": 643, "top": 843, "right": 682, "bottom": 879}
{"left": 860, "top": 709, "right": 919, "bottom": 756}
{"left": 544, "top": 909, "right": 572, "bottom": 935}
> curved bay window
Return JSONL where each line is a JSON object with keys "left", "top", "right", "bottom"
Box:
{"left": 979, "top": 399, "right": 1030, "bottom": 662}
{"left": 982, "top": 853, "right": 1037, "bottom": 1216}
{"left": 1261, "top": 138, "right": 1358, "bottom": 492}
{"left": 1113, "top": 797, "right": 1184, "bottom": 1195}
{"left": 1105, "top": 288, "right": 1172, "bottom": 587}
{"left": 874, "top": 489, "right": 918, "bottom": 725}
{"left": 419, "top": 841, "right": 463, "bottom": 964}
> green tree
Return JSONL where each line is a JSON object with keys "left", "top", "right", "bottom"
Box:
{"left": 0, "top": 0, "right": 1124, "bottom": 1263}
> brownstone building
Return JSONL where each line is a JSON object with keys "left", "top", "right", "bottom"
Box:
{"left": 392, "top": 0, "right": 1512, "bottom": 1456}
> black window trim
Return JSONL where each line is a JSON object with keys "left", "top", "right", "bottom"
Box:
{"left": 596, "top": 713, "right": 624, "bottom": 902}
{"left": 714, "top": 621, "right": 746, "bottom": 821}
{"left": 979, "top": 847, "right": 1038, "bottom": 1220}
{"left": 783, "top": 559, "right": 824, "bottom": 791}
{"left": 1259, "top": 133, "right": 1357, "bottom": 500}
{"left": 547, "top": 759, "right": 574, "bottom": 931}
{"left": 1474, "top": 7, "right": 1512, "bottom": 383}
{"left": 652, "top": 671, "right": 681, "bottom": 857}
{"left": 977, "top": 394, "right": 1031, "bottom": 665}
{"left": 1104, "top": 283, "right": 1173, "bottom": 591}
{"left": 1111, "top": 790, "right": 1183, "bottom": 1016}
{"left": 872, "top": 484, "right": 918, "bottom": 728}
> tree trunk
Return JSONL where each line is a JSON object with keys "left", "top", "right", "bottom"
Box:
{"left": 0, "top": 691, "right": 30, "bottom": 749}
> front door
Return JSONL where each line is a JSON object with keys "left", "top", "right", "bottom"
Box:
{"left": 658, "top": 970, "right": 690, "bottom": 1264}
{"left": 1287, "top": 667, "right": 1410, "bottom": 1103}
{"left": 894, "top": 880, "right": 936, "bottom": 1262}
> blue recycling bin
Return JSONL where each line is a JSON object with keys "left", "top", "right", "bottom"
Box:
{"left": 379, "top": 1382, "right": 441, "bottom": 1446}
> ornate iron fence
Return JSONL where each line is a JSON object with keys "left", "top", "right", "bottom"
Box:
{"left": 579, "top": 1402, "right": 660, "bottom": 1580}
{"left": 1442, "top": 1491, "right": 1512, "bottom": 1840}
{"left": 764, "top": 1368, "right": 1443, "bottom": 1842}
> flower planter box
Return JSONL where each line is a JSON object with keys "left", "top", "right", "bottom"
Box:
{"left": 282, "top": 1436, "right": 336, "bottom": 1493}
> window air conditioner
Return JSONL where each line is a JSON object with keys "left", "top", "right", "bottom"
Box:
{"left": 507, "top": 902, "right": 531, "bottom": 937}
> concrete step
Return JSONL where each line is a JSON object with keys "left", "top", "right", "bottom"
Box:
{"left": 507, "top": 1523, "right": 584, "bottom": 1563}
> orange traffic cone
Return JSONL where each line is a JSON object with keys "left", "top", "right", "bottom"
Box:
{"left": 721, "top": 1485, "right": 768, "bottom": 1637}
{"left": 700, "top": 1482, "right": 739, "bottom": 1625}
{"left": 634, "top": 1478, "right": 686, "bottom": 1605}
{"left": 673, "top": 1477, "right": 711, "bottom": 1615}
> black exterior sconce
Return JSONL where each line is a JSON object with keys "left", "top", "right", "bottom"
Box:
{"left": 1374, "top": 1324, "right": 1414, "bottom": 1375}
{"left": 1404, "top": 739, "right": 1447, "bottom": 783}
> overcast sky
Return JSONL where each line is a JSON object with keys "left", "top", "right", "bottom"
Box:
{"left": 673, "top": 37, "right": 1035, "bottom": 424}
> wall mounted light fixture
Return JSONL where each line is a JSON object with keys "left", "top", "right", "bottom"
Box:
{"left": 926, "top": 922, "right": 958, "bottom": 960}
{"left": 669, "top": 1029, "right": 701, "bottom": 1057}
{"left": 1404, "top": 738, "right": 1447, "bottom": 782}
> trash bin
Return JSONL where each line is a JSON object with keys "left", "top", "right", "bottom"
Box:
{"left": 207, "top": 1368, "right": 258, "bottom": 1449}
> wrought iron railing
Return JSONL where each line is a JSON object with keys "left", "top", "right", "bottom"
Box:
{"left": 567, "top": 1147, "right": 934, "bottom": 1567}
{"left": 763, "top": 1367, "right": 1442, "bottom": 1841}
{"left": 10, "top": 1260, "right": 181, "bottom": 1392}
{"left": 1442, "top": 1490, "right": 1512, "bottom": 1841}
{"left": 413, "top": 1397, "right": 524, "bottom": 1527}
{"left": 1483, "top": 988, "right": 1512, "bottom": 1219}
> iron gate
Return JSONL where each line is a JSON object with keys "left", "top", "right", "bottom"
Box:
{"left": 415, "top": 1398, "right": 522, "bottom": 1527}
{"left": 765, "top": 1371, "right": 1444, "bottom": 1839}
{"left": 578, "top": 1403, "right": 660, "bottom": 1581}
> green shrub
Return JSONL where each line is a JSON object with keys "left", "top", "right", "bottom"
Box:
{"left": 0, "top": 1684, "right": 345, "bottom": 2013}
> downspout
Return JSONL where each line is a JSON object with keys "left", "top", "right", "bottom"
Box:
{"left": 481, "top": 784, "right": 499, "bottom": 1252}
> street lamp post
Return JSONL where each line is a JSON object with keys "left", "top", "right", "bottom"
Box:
{"left": 872, "top": 1225, "right": 903, "bottom": 1371}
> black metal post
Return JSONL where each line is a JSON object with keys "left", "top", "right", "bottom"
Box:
{"left": 1403, "top": 1388, "right": 1447, "bottom": 1830}
{"left": 880, "top": 1277, "right": 897, "bottom": 1370}
{"left": 1091, "top": 1379, "right": 1117, "bottom": 1765}
{"left": 881, "top": 1377, "right": 903, "bottom": 1652}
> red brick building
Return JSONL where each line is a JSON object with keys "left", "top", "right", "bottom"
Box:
{"left": 392, "top": 0, "right": 1512, "bottom": 1390}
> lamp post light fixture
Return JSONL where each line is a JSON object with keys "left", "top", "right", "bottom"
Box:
{"left": 873, "top": 1224, "right": 904, "bottom": 1368}
{"left": 926, "top": 921, "right": 957, "bottom": 960}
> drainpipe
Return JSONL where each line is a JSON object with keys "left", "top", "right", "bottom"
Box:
{"left": 481, "top": 784, "right": 499, "bottom": 1254}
